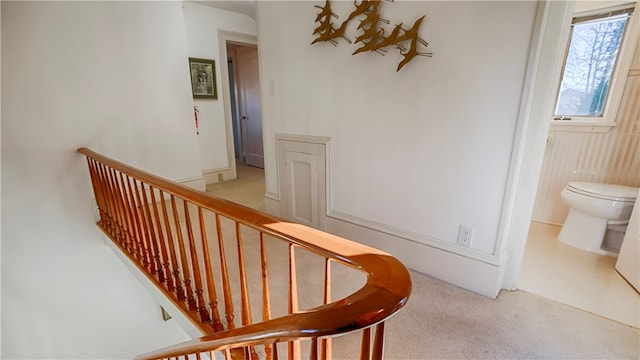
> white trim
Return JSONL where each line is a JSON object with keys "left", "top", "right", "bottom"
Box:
{"left": 325, "top": 216, "right": 503, "bottom": 298}
{"left": 501, "top": 0, "right": 576, "bottom": 290}
{"left": 574, "top": 1, "right": 636, "bottom": 17}
{"left": 549, "top": 120, "right": 617, "bottom": 133}
{"left": 202, "top": 167, "right": 234, "bottom": 184}
{"left": 264, "top": 192, "right": 281, "bottom": 217}
{"left": 327, "top": 210, "right": 503, "bottom": 266}
{"left": 176, "top": 175, "right": 206, "bottom": 192}
{"left": 264, "top": 191, "right": 280, "bottom": 202}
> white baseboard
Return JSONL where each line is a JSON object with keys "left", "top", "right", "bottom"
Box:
{"left": 326, "top": 216, "right": 502, "bottom": 298}
{"left": 203, "top": 168, "right": 235, "bottom": 185}
{"left": 264, "top": 192, "right": 281, "bottom": 217}
{"left": 177, "top": 175, "right": 206, "bottom": 192}
{"left": 265, "top": 197, "right": 502, "bottom": 298}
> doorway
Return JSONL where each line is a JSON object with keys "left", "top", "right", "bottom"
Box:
{"left": 227, "top": 43, "right": 264, "bottom": 169}
{"left": 514, "top": 1, "right": 640, "bottom": 328}
{"left": 218, "top": 30, "right": 265, "bottom": 177}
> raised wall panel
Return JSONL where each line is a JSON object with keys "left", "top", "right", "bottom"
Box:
{"left": 285, "top": 152, "right": 318, "bottom": 227}
{"left": 276, "top": 134, "right": 329, "bottom": 231}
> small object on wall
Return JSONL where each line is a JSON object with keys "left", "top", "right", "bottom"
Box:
{"left": 193, "top": 106, "right": 200, "bottom": 135}
{"left": 188, "top": 57, "right": 217, "bottom": 99}
{"left": 312, "top": 0, "right": 432, "bottom": 71}
{"left": 161, "top": 306, "right": 172, "bottom": 321}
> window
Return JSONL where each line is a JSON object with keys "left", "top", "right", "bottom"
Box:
{"left": 552, "top": 4, "right": 638, "bottom": 131}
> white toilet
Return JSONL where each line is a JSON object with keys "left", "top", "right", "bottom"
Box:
{"left": 558, "top": 181, "right": 638, "bottom": 256}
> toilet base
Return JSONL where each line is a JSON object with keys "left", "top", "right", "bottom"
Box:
{"left": 558, "top": 209, "right": 611, "bottom": 256}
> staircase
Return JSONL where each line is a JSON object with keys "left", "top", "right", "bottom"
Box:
{"left": 78, "top": 148, "right": 411, "bottom": 360}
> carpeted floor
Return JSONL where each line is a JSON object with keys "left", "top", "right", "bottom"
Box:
{"left": 204, "top": 162, "right": 640, "bottom": 359}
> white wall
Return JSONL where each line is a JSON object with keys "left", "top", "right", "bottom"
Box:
{"left": 182, "top": 2, "right": 257, "bottom": 181}
{"left": 1, "top": 2, "right": 202, "bottom": 358}
{"left": 257, "top": 1, "right": 539, "bottom": 296}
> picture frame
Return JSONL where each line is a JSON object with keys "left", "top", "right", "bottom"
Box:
{"left": 188, "top": 57, "right": 217, "bottom": 99}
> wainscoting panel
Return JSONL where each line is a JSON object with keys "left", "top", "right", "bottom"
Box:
{"left": 284, "top": 151, "right": 317, "bottom": 227}
{"left": 276, "top": 134, "right": 330, "bottom": 231}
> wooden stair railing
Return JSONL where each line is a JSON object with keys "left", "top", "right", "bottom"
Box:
{"left": 78, "top": 148, "right": 412, "bottom": 360}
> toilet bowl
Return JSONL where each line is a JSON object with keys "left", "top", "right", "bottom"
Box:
{"left": 557, "top": 181, "right": 638, "bottom": 256}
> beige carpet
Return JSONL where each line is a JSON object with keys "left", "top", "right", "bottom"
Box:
{"left": 203, "top": 162, "right": 640, "bottom": 359}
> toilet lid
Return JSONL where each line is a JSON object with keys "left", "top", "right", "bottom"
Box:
{"left": 567, "top": 181, "right": 639, "bottom": 201}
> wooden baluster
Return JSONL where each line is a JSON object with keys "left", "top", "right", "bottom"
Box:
{"left": 310, "top": 338, "right": 319, "bottom": 360}
{"left": 116, "top": 171, "right": 135, "bottom": 255}
{"left": 140, "top": 184, "right": 162, "bottom": 279}
{"left": 224, "top": 349, "right": 232, "bottom": 360}
{"left": 97, "top": 163, "right": 116, "bottom": 234}
{"left": 120, "top": 173, "right": 140, "bottom": 261}
{"left": 197, "top": 208, "right": 223, "bottom": 331}
{"left": 92, "top": 161, "right": 109, "bottom": 228}
{"left": 236, "top": 222, "right": 259, "bottom": 360}
{"left": 149, "top": 188, "right": 170, "bottom": 286}
{"left": 103, "top": 166, "right": 120, "bottom": 238}
{"left": 236, "top": 222, "right": 252, "bottom": 326}
{"left": 133, "top": 179, "right": 154, "bottom": 273}
{"left": 124, "top": 175, "right": 145, "bottom": 264}
{"left": 108, "top": 167, "right": 127, "bottom": 246}
{"left": 360, "top": 327, "right": 371, "bottom": 360}
{"left": 321, "top": 258, "right": 332, "bottom": 360}
{"left": 214, "top": 214, "right": 234, "bottom": 330}
{"left": 112, "top": 169, "right": 129, "bottom": 251}
{"left": 171, "top": 196, "right": 193, "bottom": 307}
{"left": 288, "top": 244, "right": 300, "bottom": 360}
{"left": 260, "top": 233, "right": 275, "bottom": 360}
{"left": 183, "top": 200, "right": 210, "bottom": 323}
{"left": 85, "top": 158, "right": 105, "bottom": 222}
{"left": 160, "top": 190, "right": 182, "bottom": 298}
{"left": 371, "top": 323, "right": 385, "bottom": 360}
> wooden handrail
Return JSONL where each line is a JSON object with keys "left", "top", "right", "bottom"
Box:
{"left": 78, "top": 147, "right": 411, "bottom": 360}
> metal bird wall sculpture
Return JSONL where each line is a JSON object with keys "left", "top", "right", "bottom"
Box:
{"left": 312, "top": 0, "right": 432, "bottom": 71}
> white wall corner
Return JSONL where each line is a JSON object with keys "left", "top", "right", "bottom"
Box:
{"left": 202, "top": 168, "right": 235, "bottom": 185}
{"left": 177, "top": 175, "right": 207, "bottom": 192}
{"left": 264, "top": 192, "right": 282, "bottom": 217}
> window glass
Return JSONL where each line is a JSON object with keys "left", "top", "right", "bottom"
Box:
{"left": 555, "top": 9, "right": 633, "bottom": 118}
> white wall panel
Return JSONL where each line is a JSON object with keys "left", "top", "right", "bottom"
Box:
{"left": 258, "top": 1, "right": 537, "bottom": 257}
{"left": 182, "top": 2, "right": 257, "bottom": 179}
{"left": 1, "top": 2, "right": 200, "bottom": 358}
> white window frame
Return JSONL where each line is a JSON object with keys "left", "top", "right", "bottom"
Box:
{"left": 551, "top": 1, "right": 640, "bottom": 133}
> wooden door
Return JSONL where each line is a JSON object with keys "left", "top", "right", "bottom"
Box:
{"left": 236, "top": 46, "right": 264, "bottom": 168}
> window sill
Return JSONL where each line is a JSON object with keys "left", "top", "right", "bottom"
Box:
{"left": 549, "top": 120, "right": 616, "bottom": 133}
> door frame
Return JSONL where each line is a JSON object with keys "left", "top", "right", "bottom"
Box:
{"left": 501, "top": 0, "right": 574, "bottom": 289}
{"left": 218, "top": 29, "right": 258, "bottom": 180}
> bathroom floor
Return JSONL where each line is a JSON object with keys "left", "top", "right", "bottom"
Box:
{"left": 519, "top": 221, "right": 640, "bottom": 328}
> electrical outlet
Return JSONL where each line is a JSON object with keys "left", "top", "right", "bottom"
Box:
{"left": 218, "top": 173, "right": 224, "bottom": 182}
{"left": 457, "top": 225, "right": 474, "bottom": 247}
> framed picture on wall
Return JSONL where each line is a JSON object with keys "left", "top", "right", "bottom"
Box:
{"left": 188, "top": 57, "right": 217, "bottom": 99}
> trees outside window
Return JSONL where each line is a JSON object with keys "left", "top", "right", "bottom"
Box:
{"left": 555, "top": 9, "right": 633, "bottom": 118}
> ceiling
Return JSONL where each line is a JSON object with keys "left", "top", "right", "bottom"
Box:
{"left": 192, "top": 0, "right": 257, "bottom": 20}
